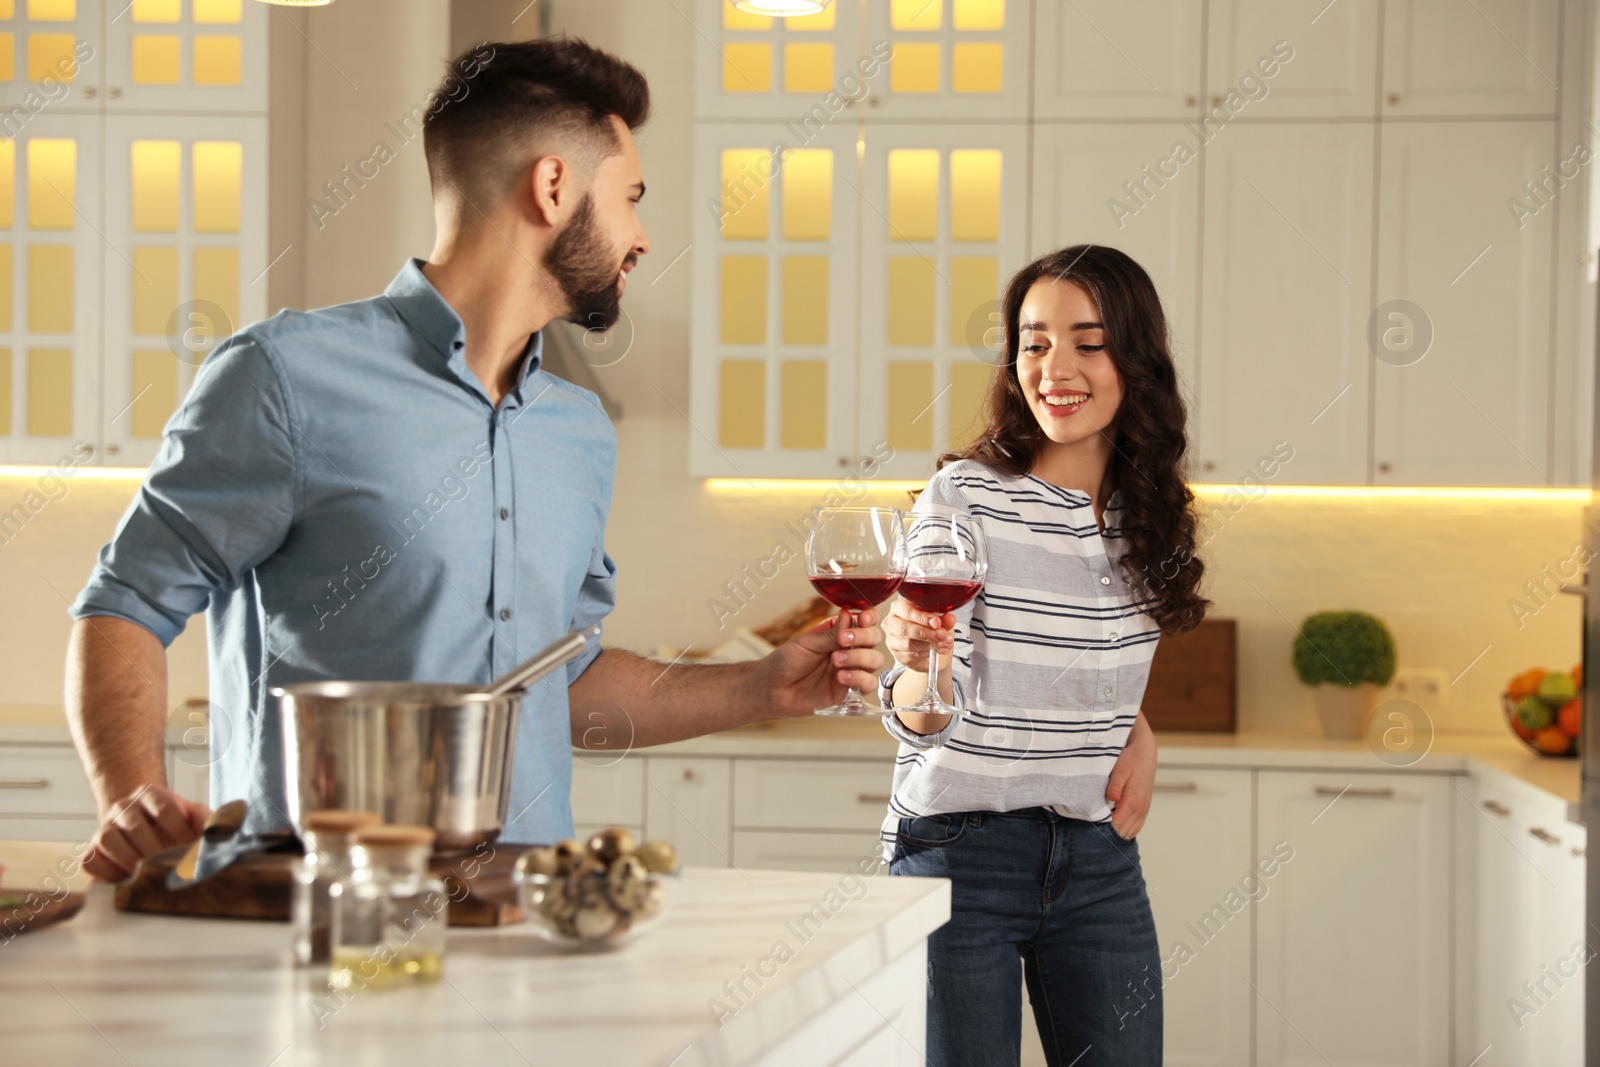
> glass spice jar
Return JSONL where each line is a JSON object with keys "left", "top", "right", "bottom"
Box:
{"left": 292, "top": 809, "right": 382, "bottom": 967}
{"left": 329, "top": 824, "right": 447, "bottom": 991}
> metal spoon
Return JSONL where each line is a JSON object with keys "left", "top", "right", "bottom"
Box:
{"left": 483, "top": 625, "right": 602, "bottom": 698}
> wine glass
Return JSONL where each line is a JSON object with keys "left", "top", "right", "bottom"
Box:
{"left": 898, "top": 506, "right": 988, "bottom": 716}
{"left": 805, "top": 506, "right": 908, "bottom": 716}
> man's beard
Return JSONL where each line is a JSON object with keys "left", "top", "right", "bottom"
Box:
{"left": 543, "top": 192, "right": 625, "bottom": 332}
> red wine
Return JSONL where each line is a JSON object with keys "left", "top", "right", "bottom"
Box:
{"left": 899, "top": 578, "right": 982, "bottom": 614}
{"left": 810, "top": 574, "right": 904, "bottom": 612}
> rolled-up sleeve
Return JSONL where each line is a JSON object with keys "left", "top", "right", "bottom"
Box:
{"left": 69, "top": 334, "right": 298, "bottom": 646}
{"left": 566, "top": 539, "right": 616, "bottom": 683}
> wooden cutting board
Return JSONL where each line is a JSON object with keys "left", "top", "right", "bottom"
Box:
{"left": 1141, "top": 618, "right": 1237, "bottom": 733}
{"left": 0, "top": 888, "right": 85, "bottom": 936}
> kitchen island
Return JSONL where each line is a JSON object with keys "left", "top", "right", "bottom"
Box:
{"left": 0, "top": 860, "right": 949, "bottom": 1067}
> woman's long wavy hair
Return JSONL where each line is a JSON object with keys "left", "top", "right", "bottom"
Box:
{"left": 939, "top": 245, "right": 1210, "bottom": 633}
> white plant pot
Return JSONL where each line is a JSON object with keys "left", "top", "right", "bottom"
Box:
{"left": 1312, "top": 683, "right": 1381, "bottom": 740}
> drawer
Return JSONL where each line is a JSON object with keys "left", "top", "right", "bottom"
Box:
{"left": 732, "top": 830, "right": 888, "bottom": 874}
{"left": 570, "top": 756, "right": 645, "bottom": 828}
{"left": 733, "top": 759, "right": 895, "bottom": 832}
{"left": 0, "top": 747, "right": 95, "bottom": 817}
{"left": 0, "top": 814, "right": 99, "bottom": 842}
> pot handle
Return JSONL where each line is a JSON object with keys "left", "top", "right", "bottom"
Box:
{"left": 484, "top": 626, "right": 602, "bottom": 698}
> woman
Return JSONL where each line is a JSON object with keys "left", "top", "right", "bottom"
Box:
{"left": 879, "top": 245, "right": 1210, "bottom": 1066}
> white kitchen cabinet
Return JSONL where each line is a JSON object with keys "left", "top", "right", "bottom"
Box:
{"left": 645, "top": 756, "right": 733, "bottom": 869}
{"left": 1372, "top": 122, "right": 1556, "bottom": 485}
{"left": 692, "top": 0, "right": 860, "bottom": 121}
{"left": 1382, "top": 0, "right": 1560, "bottom": 117}
{"left": 1255, "top": 771, "right": 1452, "bottom": 1067}
{"left": 1198, "top": 123, "right": 1374, "bottom": 483}
{"left": 731, "top": 829, "right": 885, "bottom": 873}
{"left": 1030, "top": 123, "right": 1200, "bottom": 418}
{"left": 732, "top": 757, "right": 894, "bottom": 831}
{"left": 1136, "top": 768, "right": 1254, "bottom": 1067}
{"left": 862, "top": 0, "right": 1031, "bottom": 122}
{"left": 101, "top": 0, "right": 267, "bottom": 114}
{"left": 1032, "top": 0, "right": 1203, "bottom": 119}
{"left": 1206, "top": 0, "right": 1379, "bottom": 118}
{"left": 0, "top": 744, "right": 97, "bottom": 840}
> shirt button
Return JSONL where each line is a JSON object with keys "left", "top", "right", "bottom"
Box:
{"left": 1104, "top": 686, "right": 1113, "bottom": 696}
{"left": 499, "top": 507, "right": 510, "bottom": 520}
{"left": 1108, "top": 631, "right": 1119, "bottom": 640}
{"left": 1100, "top": 576, "right": 1111, "bottom": 586}
{"left": 499, "top": 608, "right": 512, "bottom": 621}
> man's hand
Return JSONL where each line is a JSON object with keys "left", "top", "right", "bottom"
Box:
{"left": 82, "top": 784, "right": 210, "bottom": 882}
{"left": 748, "top": 609, "right": 886, "bottom": 718}
{"left": 1107, "top": 713, "right": 1157, "bottom": 840}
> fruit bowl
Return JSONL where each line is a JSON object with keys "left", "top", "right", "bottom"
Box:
{"left": 513, "top": 828, "right": 677, "bottom": 951}
{"left": 1501, "top": 691, "right": 1580, "bottom": 758}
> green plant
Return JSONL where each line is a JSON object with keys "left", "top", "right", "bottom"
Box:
{"left": 1292, "top": 611, "right": 1397, "bottom": 688}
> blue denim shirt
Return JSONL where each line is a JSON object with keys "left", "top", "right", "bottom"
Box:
{"left": 70, "top": 259, "right": 617, "bottom": 844}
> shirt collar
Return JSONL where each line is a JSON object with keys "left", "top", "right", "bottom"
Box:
{"left": 383, "top": 257, "right": 544, "bottom": 397}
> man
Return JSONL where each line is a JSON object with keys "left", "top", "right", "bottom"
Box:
{"left": 64, "top": 38, "right": 892, "bottom": 881}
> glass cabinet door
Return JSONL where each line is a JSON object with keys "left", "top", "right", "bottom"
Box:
{"left": 0, "top": 0, "right": 101, "bottom": 113}
{"left": 862, "top": 0, "right": 1027, "bottom": 120}
{"left": 102, "top": 0, "right": 265, "bottom": 113}
{"left": 694, "top": 0, "right": 864, "bottom": 120}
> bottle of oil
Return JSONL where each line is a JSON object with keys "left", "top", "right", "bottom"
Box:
{"left": 293, "top": 809, "right": 382, "bottom": 966}
{"left": 329, "top": 824, "right": 446, "bottom": 990}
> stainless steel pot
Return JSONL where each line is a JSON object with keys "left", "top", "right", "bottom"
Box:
{"left": 276, "top": 628, "right": 597, "bottom": 851}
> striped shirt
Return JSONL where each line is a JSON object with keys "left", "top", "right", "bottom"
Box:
{"left": 877, "top": 459, "right": 1162, "bottom": 860}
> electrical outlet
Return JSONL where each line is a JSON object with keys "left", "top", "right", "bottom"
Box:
{"left": 1388, "top": 668, "right": 1448, "bottom": 707}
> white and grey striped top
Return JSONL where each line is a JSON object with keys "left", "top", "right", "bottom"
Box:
{"left": 877, "top": 459, "right": 1163, "bottom": 860}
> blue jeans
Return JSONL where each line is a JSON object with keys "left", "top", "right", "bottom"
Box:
{"left": 890, "top": 807, "right": 1163, "bottom": 1067}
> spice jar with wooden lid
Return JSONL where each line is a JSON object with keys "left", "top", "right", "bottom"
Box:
{"left": 293, "top": 810, "right": 382, "bottom": 967}
{"left": 329, "top": 824, "right": 447, "bottom": 990}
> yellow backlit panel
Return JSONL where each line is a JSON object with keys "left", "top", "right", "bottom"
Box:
{"left": 784, "top": 42, "right": 832, "bottom": 94}
{"left": 952, "top": 0, "right": 1004, "bottom": 30}
{"left": 719, "top": 359, "right": 765, "bottom": 449}
{"left": 782, "top": 148, "right": 830, "bottom": 240}
{"left": 131, "top": 33, "right": 180, "bottom": 85}
{"left": 26, "top": 0, "right": 73, "bottom": 21}
{"left": 780, "top": 360, "right": 826, "bottom": 449}
{"left": 786, "top": 5, "right": 835, "bottom": 29}
{"left": 26, "top": 138, "right": 74, "bottom": 230}
{"left": 130, "top": 349, "right": 177, "bottom": 439}
{"left": 0, "top": 348, "right": 10, "bottom": 435}
{"left": 193, "top": 35, "right": 241, "bottom": 86}
{"left": 131, "top": 0, "right": 180, "bottom": 22}
{"left": 952, "top": 42, "right": 1002, "bottom": 93}
{"left": 887, "top": 149, "right": 938, "bottom": 241}
{"left": 0, "top": 3, "right": 12, "bottom": 19}
{"left": 0, "top": 34, "right": 14, "bottom": 83}
{"left": 0, "top": 246, "right": 11, "bottom": 333}
{"left": 947, "top": 362, "right": 992, "bottom": 449}
{"left": 26, "top": 244, "right": 70, "bottom": 332}
{"left": 890, "top": 42, "right": 940, "bottom": 93}
{"left": 720, "top": 254, "right": 767, "bottom": 345}
{"left": 887, "top": 361, "right": 933, "bottom": 451}
{"left": 193, "top": 141, "right": 240, "bottom": 233}
{"left": 194, "top": 246, "right": 238, "bottom": 338}
{"left": 950, "top": 149, "right": 1000, "bottom": 241}
{"left": 892, "top": 0, "right": 941, "bottom": 30}
{"left": 26, "top": 33, "right": 75, "bottom": 83}
{"left": 722, "top": 42, "right": 772, "bottom": 93}
{"left": 131, "top": 140, "right": 180, "bottom": 232}
{"left": 0, "top": 140, "right": 13, "bottom": 228}
{"left": 781, "top": 255, "right": 828, "bottom": 346}
{"left": 887, "top": 257, "right": 935, "bottom": 347}
{"left": 26, "top": 346, "right": 69, "bottom": 436}
{"left": 193, "top": 0, "right": 243, "bottom": 23}
{"left": 949, "top": 256, "right": 997, "bottom": 349}
{"left": 131, "top": 246, "right": 178, "bottom": 335}
{"left": 723, "top": 0, "right": 772, "bottom": 30}
{"left": 720, "top": 148, "right": 770, "bottom": 240}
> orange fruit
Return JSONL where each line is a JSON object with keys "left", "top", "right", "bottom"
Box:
{"left": 1559, "top": 699, "right": 1582, "bottom": 737}
{"left": 1534, "top": 725, "right": 1573, "bottom": 755}
{"left": 1507, "top": 668, "right": 1549, "bottom": 700}
{"left": 1510, "top": 713, "right": 1537, "bottom": 740}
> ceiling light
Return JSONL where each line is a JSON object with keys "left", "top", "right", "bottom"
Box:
{"left": 251, "top": 0, "right": 334, "bottom": 7}
{"left": 731, "top": 0, "right": 830, "bottom": 15}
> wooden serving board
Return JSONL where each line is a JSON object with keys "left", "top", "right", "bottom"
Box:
{"left": 0, "top": 888, "right": 86, "bottom": 936}
{"left": 113, "top": 842, "right": 525, "bottom": 927}
{"left": 1141, "top": 618, "right": 1237, "bottom": 733}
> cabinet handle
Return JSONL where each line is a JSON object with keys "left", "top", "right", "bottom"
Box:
{"left": 1378, "top": 462, "right": 1393, "bottom": 474}
{"left": 1573, "top": 846, "right": 1586, "bottom": 858}
{"left": 1387, "top": 93, "right": 1400, "bottom": 106}
{"left": 1184, "top": 94, "right": 1197, "bottom": 107}
{"left": 107, "top": 87, "right": 122, "bottom": 99}
{"left": 0, "top": 777, "right": 49, "bottom": 789}
{"left": 1482, "top": 800, "right": 1512, "bottom": 817}
{"left": 82, "top": 86, "right": 96, "bottom": 99}
{"left": 1154, "top": 781, "right": 1199, "bottom": 793}
{"left": 856, "top": 792, "right": 892, "bottom": 804}
{"left": 680, "top": 768, "right": 697, "bottom": 782}
{"left": 1530, "top": 827, "right": 1562, "bottom": 845}
{"left": 104, "top": 443, "right": 120, "bottom": 456}
{"left": 1210, "top": 94, "right": 1223, "bottom": 106}
{"left": 1314, "top": 785, "right": 1394, "bottom": 798}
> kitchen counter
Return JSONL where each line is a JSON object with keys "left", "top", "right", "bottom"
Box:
{"left": 0, "top": 854, "right": 949, "bottom": 1067}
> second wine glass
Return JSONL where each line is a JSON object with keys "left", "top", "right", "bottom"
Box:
{"left": 805, "top": 506, "right": 908, "bottom": 716}
{"left": 898, "top": 505, "right": 987, "bottom": 717}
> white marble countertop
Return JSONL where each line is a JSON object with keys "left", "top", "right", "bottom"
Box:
{"left": 0, "top": 858, "right": 950, "bottom": 1067}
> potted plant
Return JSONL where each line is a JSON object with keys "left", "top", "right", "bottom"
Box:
{"left": 1292, "top": 611, "right": 1397, "bottom": 739}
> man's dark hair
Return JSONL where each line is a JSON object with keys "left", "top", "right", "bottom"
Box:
{"left": 422, "top": 36, "right": 650, "bottom": 210}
